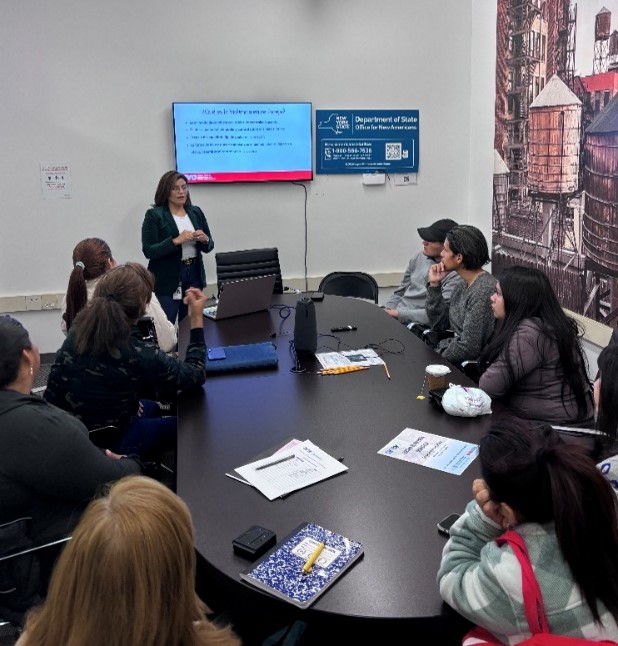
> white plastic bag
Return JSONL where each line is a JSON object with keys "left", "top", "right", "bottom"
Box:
{"left": 441, "top": 384, "right": 492, "bottom": 418}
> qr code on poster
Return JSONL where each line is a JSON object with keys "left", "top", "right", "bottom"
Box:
{"left": 385, "top": 142, "right": 402, "bottom": 160}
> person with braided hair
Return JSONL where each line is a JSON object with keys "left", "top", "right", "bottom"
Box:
{"left": 438, "top": 417, "right": 618, "bottom": 644}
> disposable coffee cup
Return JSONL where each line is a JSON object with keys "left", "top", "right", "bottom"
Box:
{"left": 426, "top": 364, "right": 451, "bottom": 391}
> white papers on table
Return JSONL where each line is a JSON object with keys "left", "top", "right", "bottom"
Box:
{"left": 225, "top": 439, "right": 303, "bottom": 486}
{"left": 234, "top": 440, "right": 348, "bottom": 500}
{"left": 316, "top": 348, "right": 384, "bottom": 370}
{"left": 378, "top": 428, "right": 478, "bottom": 476}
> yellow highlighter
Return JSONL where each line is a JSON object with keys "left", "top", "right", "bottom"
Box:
{"left": 302, "top": 541, "right": 325, "bottom": 575}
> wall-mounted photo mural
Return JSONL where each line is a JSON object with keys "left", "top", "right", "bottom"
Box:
{"left": 494, "top": 0, "right": 618, "bottom": 328}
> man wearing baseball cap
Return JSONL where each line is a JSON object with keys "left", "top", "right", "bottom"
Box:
{"left": 384, "top": 218, "right": 463, "bottom": 326}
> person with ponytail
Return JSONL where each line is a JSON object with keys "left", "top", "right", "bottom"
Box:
{"left": 45, "top": 263, "right": 207, "bottom": 461}
{"left": 61, "top": 238, "right": 177, "bottom": 352}
{"left": 478, "top": 265, "right": 593, "bottom": 426}
{"left": 438, "top": 417, "right": 618, "bottom": 644}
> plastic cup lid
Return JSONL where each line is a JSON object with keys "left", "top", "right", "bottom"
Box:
{"left": 425, "top": 364, "right": 451, "bottom": 376}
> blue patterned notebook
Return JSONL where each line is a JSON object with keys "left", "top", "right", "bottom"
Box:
{"left": 239, "top": 522, "right": 364, "bottom": 609}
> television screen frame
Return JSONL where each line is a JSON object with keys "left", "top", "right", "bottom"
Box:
{"left": 172, "top": 101, "right": 313, "bottom": 184}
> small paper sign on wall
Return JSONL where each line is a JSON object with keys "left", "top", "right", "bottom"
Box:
{"left": 40, "top": 162, "right": 72, "bottom": 199}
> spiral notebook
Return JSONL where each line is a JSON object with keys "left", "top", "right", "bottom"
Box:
{"left": 239, "top": 522, "right": 364, "bottom": 609}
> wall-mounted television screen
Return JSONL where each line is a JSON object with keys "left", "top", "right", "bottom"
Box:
{"left": 172, "top": 102, "right": 313, "bottom": 183}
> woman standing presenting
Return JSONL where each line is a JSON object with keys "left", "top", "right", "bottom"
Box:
{"left": 142, "top": 171, "right": 214, "bottom": 324}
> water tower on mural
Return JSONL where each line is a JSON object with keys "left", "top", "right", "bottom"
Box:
{"left": 527, "top": 74, "right": 582, "bottom": 249}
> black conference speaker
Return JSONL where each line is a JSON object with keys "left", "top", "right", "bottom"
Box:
{"left": 294, "top": 297, "right": 317, "bottom": 354}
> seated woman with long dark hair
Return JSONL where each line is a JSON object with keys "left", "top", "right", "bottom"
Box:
{"left": 44, "top": 263, "right": 207, "bottom": 460}
{"left": 438, "top": 418, "right": 618, "bottom": 643}
{"left": 17, "top": 476, "right": 240, "bottom": 646}
{"left": 478, "top": 265, "right": 593, "bottom": 426}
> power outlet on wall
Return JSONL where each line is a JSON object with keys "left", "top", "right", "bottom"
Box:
{"left": 25, "top": 295, "right": 42, "bottom": 310}
{"left": 41, "top": 294, "right": 59, "bottom": 310}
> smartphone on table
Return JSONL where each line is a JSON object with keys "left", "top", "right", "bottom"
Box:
{"left": 437, "top": 513, "right": 461, "bottom": 536}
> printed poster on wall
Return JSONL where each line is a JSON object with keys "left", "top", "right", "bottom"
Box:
{"left": 315, "top": 109, "right": 419, "bottom": 174}
{"left": 492, "top": 1, "right": 618, "bottom": 329}
{"left": 40, "top": 162, "right": 72, "bottom": 199}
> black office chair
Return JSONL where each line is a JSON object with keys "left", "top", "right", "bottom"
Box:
{"left": 408, "top": 322, "right": 456, "bottom": 348}
{"left": 0, "top": 517, "right": 71, "bottom": 629}
{"left": 88, "top": 425, "right": 124, "bottom": 451}
{"left": 89, "top": 425, "right": 175, "bottom": 490}
{"left": 135, "top": 316, "right": 158, "bottom": 347}
{"left": 215, "top": 248, "right": 283, "bottom": 295}
{"left": 318, "top": 272, "right": 379, "bottom": 304}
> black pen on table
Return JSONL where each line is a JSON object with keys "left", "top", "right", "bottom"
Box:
{"left": 254, "top": 454, "right": 295, "bottom": 471}
{"left": 331, "top": 325, "right": 357, "bottom": 332}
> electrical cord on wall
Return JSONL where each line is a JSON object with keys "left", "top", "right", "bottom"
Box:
{"left": 292, "top": 181, "right": 309, "bottom": 292}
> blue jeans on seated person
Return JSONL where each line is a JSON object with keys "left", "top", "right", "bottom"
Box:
{"left": 157, "top": 260, "right": 203, "bottom": 325}
{"left": 117, "top": 400, "right": 176, "bottom": 461}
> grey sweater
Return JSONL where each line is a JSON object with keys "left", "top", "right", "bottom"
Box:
{"left": 385, "top": 252, "right": 464, "bottom": 325}
{"left": 426, "top": 270, "right": 497, "bottom": 365}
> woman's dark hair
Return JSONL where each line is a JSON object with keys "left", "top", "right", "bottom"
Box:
{"left": 65, "top": 238, "right": 113, "bottom": 331}
{"left": 445, "top": 225, "right": 490, "bottom": 270}
{"left": 73, "top": 263, "right": 154, "bottom": 356}
{"left": 0, "top": 316, "right": 32, "bottom": 388}
{"left": 597, "top": 343, "right": 618, "bottom": 441}
{"left": 479, "top": 265, "right": 592, "bottom": 422}
{"left": 153, "top": 171, "right": 192, "bottom": 208}
{"left": 480, "top": 417, "right": 618, "bottom": 623}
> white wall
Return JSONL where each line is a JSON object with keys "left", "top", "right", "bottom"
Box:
{"left": 1, "top": 0, "right": 498, "bottom": 351}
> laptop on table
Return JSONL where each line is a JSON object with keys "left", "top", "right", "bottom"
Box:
{"left": 203, "top": 274, "right": 277, "bottom": 321}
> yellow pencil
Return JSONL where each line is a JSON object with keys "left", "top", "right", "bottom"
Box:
{"left": 318, "top": 365, "right": 369, "bottom": 375}
{"left": 384, "top": 363, "right": 391, "bottom": 380}
{"left": 302, "top": 542, "right": 325, "bottom": 574}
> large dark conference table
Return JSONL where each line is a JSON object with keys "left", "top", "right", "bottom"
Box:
{"left": 177, "top": 294, "right": 493, "bottom": 642}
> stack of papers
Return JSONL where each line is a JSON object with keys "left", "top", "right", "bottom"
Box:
{"left": 229, "top": 440, "right": 348, "bottom": 500}
{"left": 315, "top": 348, "right": 385, "bottom": 370}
